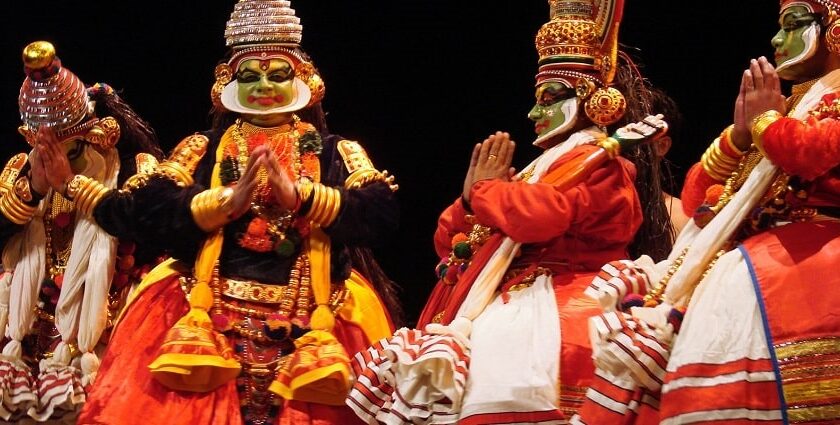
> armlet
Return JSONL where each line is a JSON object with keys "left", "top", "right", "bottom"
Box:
{"left": 0, "top": 153, "right": 28, "bottom": 196}
{"left": 337, "top": 139, "right": 397, "bottom": 191}
{"left": 122, "top": 153, "right": 161, "bottom": 191}
{"left": 156, "top": 134, "right": 209, "bottom": 187}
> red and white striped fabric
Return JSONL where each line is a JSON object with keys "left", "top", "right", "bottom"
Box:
{"left": 588, "top": 311, "right": 670, "bottom": 391}
{"left": 573, "top": 310, "right": 670, "bottom": 425}
{"left": 0, "top": 359, "right": 36, "bottom": 420}
{"left": 585, "top": 260, "right": 650, "bottom": 311}
{"left": 347, "top": 327, "right": 468, "bottom": 425}
{"left": 571, "top": 368, "right": 660, "bottom": 425}
{"left": 27, "top": 365, "right": 85, "bottom": 422}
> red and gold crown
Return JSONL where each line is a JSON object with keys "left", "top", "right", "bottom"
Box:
{"left": 535, "top": 0, "right": 624, "bottom": 88}
{"left": 535, "top": 0, "right": 627, "bottom": 126}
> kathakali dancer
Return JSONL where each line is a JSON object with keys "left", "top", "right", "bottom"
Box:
{"left": 348, "top": 0, "right": 674, "bottom": 423}
{"left": 76, "top": 1, "right": 399, "bottom": 424}
{"left": 576, "top": 0, "right": 840, "bottom": 423}
{"left": 0, "top": 41, "right": 162, "bottom": 422}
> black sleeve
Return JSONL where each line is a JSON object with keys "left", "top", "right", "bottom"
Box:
{"left": 93, "top": 175, "right": 206, "bottom": 263}
{"left": 324, "top": 181, "right": 399, "bottom": 248}
{"left": 314, "top": 134, "right": 399, "bottom": 249}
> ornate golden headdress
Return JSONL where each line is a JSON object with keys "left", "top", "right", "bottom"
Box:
{"left": 535, "top": 0, "right": 626, "bottom": 126}
{"left": 212, "top": 0, "right": 325, "bottom": 111}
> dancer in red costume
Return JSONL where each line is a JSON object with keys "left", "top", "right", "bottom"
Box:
{"left": 576, "top": 0, "right": 840, "bottom": 423}
{"left": 347, "top": 1, "right": 674, "bottom": 423}
{"left": 75, "top": 1, "right": 399, "bottom": 424}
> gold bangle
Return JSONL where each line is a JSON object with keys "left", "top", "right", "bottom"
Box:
{"left": 323, "top": 188, "right": 342, "bottom": 226}
{"left": 318, "top": 186, "right": 337, "bottom": 225}
{"left": 721, "top": 125, "right": 746, "bottom": 157}
{"left": 708, "top": 140, "right": 738, "bottom": 167}
{"left": 701, "top": 140, "right": 736, "bottom": 182}
{"left": 305, "top": 183, "right": 342, "bottom": 227}
{"left": 74, "top": 177, "right": 110, "bottom": 216}
{"left": 308, "top": 184, "right": 327, "bottom": 224}
{"left": 190, "top": 187, "right": 234, "bottom": 232}
{"left": 751, "top": 110, "right": 783, "bottom": 155}
{"left": 0, "top": 191, "right": 36, "bottom": 224}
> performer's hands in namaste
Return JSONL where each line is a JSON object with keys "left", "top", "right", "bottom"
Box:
{"left": 263, "top": 150, "right": 298, "bottom": 211}
{"left": 471, "top": 131, "right": 516, "bottom": 186}
{"left": 230, "top": 146, "right": 267, "bottom": 219}
{"left": 31, "top": 126, "right": 72, "bottom": 196}
{"left": 732, "top": 56, "right": 787, "bottom": 150}
{"left": 230, "top": 146, "right": 298, "bottom": 217}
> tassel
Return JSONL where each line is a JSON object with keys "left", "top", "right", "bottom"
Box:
{"left": 2, "top": 340, "right": 22, "bottom": 359}
{"left": 81, "top": 352, "right": 100, "bottom": 386}
{"left": 310, "top": 304, "right": 334, "bottom": 331}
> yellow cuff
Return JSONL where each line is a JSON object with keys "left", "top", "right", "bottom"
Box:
{"left": 305, "top": 183, "right": 341, "bottom": 227}
{"left": 751, "top": 110, "right": 783, "bottom": 156}
{"left": 190, "top": 187, "right": 234, "bottom": 232}
{"left": 700, "top": 138, "right": 738, "bottom": 182}
{"left": 0, "top": 190, "right": 36, "bottom": 225}
{"left": 66, "top": 175, "right": 111, "bottom": 216}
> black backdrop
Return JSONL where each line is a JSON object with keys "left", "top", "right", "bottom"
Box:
{"left": 0, "top": 1, "right": 778, "bottom": 323}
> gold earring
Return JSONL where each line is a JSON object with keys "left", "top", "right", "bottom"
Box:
{"left": 211, "top": 64, "right": 233, "bottom": 110}
{"left": 584, "top": 87, "right": 627, "bottom": 126}
{"left": 826, "top": 19, "right": 840, "bottom": 54}
{"left": 295, "top": 62, "right": 325, "bottom": 106}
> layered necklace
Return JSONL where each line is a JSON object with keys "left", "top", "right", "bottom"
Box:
{"left": 221, "top": 116, "right": 322, "bottom": 256}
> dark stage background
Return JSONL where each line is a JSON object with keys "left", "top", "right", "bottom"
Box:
{"left": 0, "top": 1, "right": 778, "bottom": 324}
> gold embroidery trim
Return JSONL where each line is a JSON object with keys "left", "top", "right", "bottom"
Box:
{"left": 775, "top": 337, "right": 840, "bottom": 361}
{"left": 787, "top": 403, "right": 840, "bottom": 423}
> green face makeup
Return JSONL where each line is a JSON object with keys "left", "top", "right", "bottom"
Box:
{"left": 528, "top": 82, "right": 577, "bottom": 138}
{"left": 236, "top": 58, "right": 296, "bottom": 110}
{"left": 772, "top": 5, "right": 820, "bottom": 77}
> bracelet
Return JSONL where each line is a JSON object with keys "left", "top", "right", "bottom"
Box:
{"left": 190, "top": 186, "right": 235, "bottom": 231}
{"left": 67, "top": 176, "right": 111, "bottom": 216}
{"left": 700, "top": 138, "right": 739, "bottom": 182}
{"left": 305, "top": 183, "right": 341, "bottom": 227}
{"left": 719, "top": 125, "right": 746, "bottom": 158}
{"left": 0, "top": 190, "right": 36, "bottom": 224}
{"left": 751, "top": 110, "right": 783, "bottom": 156}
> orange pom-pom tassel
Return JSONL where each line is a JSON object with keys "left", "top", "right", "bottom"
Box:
{"left": 450, "top": 232, "right": 468, "bottom": 247}
{"left": 704, "top": 184, "right": 724, "bottom": 206}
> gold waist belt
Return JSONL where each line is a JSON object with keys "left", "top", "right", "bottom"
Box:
{"left": 223, "top": 278, "right": 288, "bottom": 304}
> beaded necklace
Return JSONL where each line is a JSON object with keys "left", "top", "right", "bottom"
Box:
{"left": 222, "top": 117, "right": 322, "bottom": 255}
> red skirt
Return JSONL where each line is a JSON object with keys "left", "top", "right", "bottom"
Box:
{"left": 77, "top": 275, "right": 367, "bottom": 425}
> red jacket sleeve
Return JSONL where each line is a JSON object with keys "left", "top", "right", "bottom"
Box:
{"left": 763, "top": 115, "right": 840, "bottom": 181}
{"left": 680, "top": 162, "right": 720, "bottom": 216}
{"left": 468, "top": 147, "right": 640, "bottom": 244}
{"left": 433, "top": 197, "right": 473, "bottom": 258}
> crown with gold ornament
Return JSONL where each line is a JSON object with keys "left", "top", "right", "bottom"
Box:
{"left": 212, "top": 0, "right": 325, "bottom": 112}
{"left": 535, "top": 0, "right": 627, "bottom": 126}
